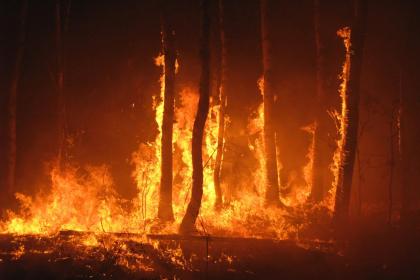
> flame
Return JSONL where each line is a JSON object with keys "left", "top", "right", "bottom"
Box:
{"left": 0, "top": 28, "right": 350, "bottom": 251}
{"left": 280, "top": 123, "right": 314, "bottom": 206}
{"left": 1, "top": 63, "right": 317, "bottom": 241}
{"left": 247, "top": 76, "right": 313, "bottom": 208}
{"left": 11, "top": 244, "right": 25, "bottom": 260}
{"left": 131, "top": 53, "right": 165, "bottom": 230}
{"left": 247, "top": 76, "right": 266, "bottom": 200}
{"left": 1, "top": 165, "right": 133, "bottom": 235}
{"left": 0, "top": 24, "right": 357, "bottom": 275}
{"left": 327, "top": 27, "right": 351, "bottom": 210}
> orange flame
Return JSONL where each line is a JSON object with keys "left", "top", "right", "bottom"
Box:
{"left": 1, "top": 29, "right": 350, "bottom": 244}
{"left": 327, "top": 27, "right": 351, "bottom": 210}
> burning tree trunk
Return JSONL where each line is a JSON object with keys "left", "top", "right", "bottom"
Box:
{"left": 158, "top": 2, "right": 177, "bottom": 222}
{"left": 333, "top": 0, "right": 368, "bottom": 227}
{"left": 179, "top": 0, "right": 211, "bottom": 234}
{"left": 7, "top": 0, "right": 28, "bottom": 196}
{"left": 310, "top": 0, "right": 329, "bottom": 202}
{"left": 213, "top": 0, "right": 227, "bottom": 210}
{"left": 259, "top": 0, "right": 281, "bottom": 206}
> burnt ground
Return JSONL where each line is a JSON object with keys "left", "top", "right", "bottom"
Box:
{"left": 0, "top": 228, "right": 419, "bottom": 280}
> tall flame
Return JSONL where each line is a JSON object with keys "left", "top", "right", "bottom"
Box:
{"left": 2, "top": 165, "right": 131, "bottom": 235}
{"left": 0, "top": 28, "right": 348, "bottom": 242}
{"left": 247, "top": 77, "right": 267, "bottom": 201}
{"left": 131, "top": 54, "right": 165, "bottom": 230}
{"left": 327, "top": 27, "right": 351, "bottom": 210}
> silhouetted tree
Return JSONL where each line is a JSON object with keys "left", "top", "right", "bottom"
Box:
{"left": 387, "top": 101, "right": 398, "bottom": 225}
{"left": 213, "top": 0, "right": 226, "bottom": 210}
{"left": 399, "top": 3, "right": 415, "bottom": 226}
{"left": 310, "top": 0, "right": 329, "bottom": 202}
{"left": 55, "top": 0, "right": 71, "bottom": 169}
{"left": 179, "top": 0, "right": 211, "bottom": 234}
{"left": 333, "top": 0, "right": 368, "bottom": 226}
{"left": 158, "top": 0, "right": 177, "bottom": 222}
{"left": 260, "top": 0, "right": 281, "bottom": 206}
{"left": 7, "top": 0, "right": 28, "bottom": 195}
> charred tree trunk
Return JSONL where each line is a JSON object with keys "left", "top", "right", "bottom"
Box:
{"left": 399, "top": 66, "right": 410, "bottom": 225}
{"left": 260, "top": 0, "right": 281, "bottom": 206}
{"left": 7, "top": 0, "right": 28, "bottom": 195}
{"left": 333, "top": 0, "right": 368, "bottom": 227}
{"left": 158, "top": 1, "right": 176, "bottom": 222}
{"left": 179, "top": 0, "right": 211, "bottom": 234}
{"left": 310, "top": 0, "right": 328, "bottom": 202}
{"left": 388, "top": 105, "right": 397, "bottom": 225}
{"left": 399, "top": 2, "right": 416, "bottom": 228}
{"left": 55, "top": 0, "right": 65, "bottom": 169}
{"left": 55, "top": 0, "right": 71, "bottom": 170}
{"left": 399, "top": 35, "right": 414, "bottom": 228}
{"left": 213, "top": 0, "right": 226, "bottom": 210}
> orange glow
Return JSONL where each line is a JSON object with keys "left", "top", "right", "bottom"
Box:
{"left": 0, "top": 30, "right": 350, "bottom": 248}
{"left": 327, "top": 27, "right": 351, "bottom": 211}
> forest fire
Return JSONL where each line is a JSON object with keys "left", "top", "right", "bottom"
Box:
{"left": 1, "top": 0, "right": 420, "bottom": 279}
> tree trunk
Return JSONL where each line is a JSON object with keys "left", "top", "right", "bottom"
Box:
{"left": 56, "top": 0, "right": 66, "bottom": 169}
{"left": 399, "top": 65, "right": 410, "bottom": 225}
{"left": 260, "top": 0, "right": 280, "bottom": 206}
{"left": 333, "top": 0, "right": 368, "bottom": 227}
{"left": 310, "top": 0, "right": 328, "bottom": 202}
{"left": 158, "top": 1, "right": 176, "bottom": 222}
{"left": 399, "top": 2, "right": 416, "bottom": 228}
{"left": 388, "top": 109, "right": 396, "bottom": 225}
{"left": 7, "top": 0, "right": 28, "bottom": 195}
{"left": 213, "top": 0, "right": 227, "bottom": 210}
{"left": 179, "top": 0, "right": 211, "bottom": 234}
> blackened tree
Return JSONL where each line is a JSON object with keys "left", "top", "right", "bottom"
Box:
{"left": 179, "top": 0, "right": 211, "bottom": 234}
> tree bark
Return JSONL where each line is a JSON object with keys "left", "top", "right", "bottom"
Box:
{"left": 7, "top": 0, "right": 28, "bottom": 195}
{"left": 333, "top": 0, "right": 368, "bottom": 227}
{"left": 387, "top": 110, "right": 396, "bottom": 225}
{"left": 56, "top": 0, "right": 66, "bottom": 169}
{"left": 310, "top": 0, "right": 329, "bottom": 202}
{"left": 179, "top": 0, "right": 211, "bottom": 234}
{"left": 260, "top": 0, "right": 280, "bottom": 206}
{"left": 158, "top": 1, "right": 176, "bottom": 222}
{"left": 399, "top": 66, "right": 410, "bottom": 225}
{"left": 213, "top": 0, "right": 227, "bottom": 210}
{"left": 399, "top": 2, "right": 415, "bottom": 228}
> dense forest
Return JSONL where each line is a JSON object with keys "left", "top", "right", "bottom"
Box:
{"left": 0, "top": 0, "right": 420, "bottom": 279}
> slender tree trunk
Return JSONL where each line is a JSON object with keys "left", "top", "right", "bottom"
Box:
{"left": 333, "top": 0, "right": 368, "bottom": 226}
{"left": 213, "top": 0, "right": 227, "bottom": 210}
{"left": 179, "top": 0, "right": 211, "bottom": 234}
{"left": 388, "top": 111, "right": 396, "bottom": 225}
{"left": 310, "top": 0, "right": 328, "bottom": 202}
{"left": 158, "top": 1, "right": 176, "bottom": 222}
{"left": 356, "top": 146, "right": 362, "bottom": 216}
{"left": 56, "top": 0, "right": 65, "bottom": 169}
{"left": 400, "top": 54, "right": 411, "bottom": 227}
{"left": 260, "top": 0, "right": 280, "bottom": 206}
{"left": 398, "top": 66, "right": 410, "bottom": 225}
{"left": 399, "top": 2, "right": 413, "bottom": 227}
{"left": 7, "top": 0, "right": 28, "bottom": 195}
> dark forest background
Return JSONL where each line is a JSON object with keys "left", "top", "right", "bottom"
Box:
{"left": 1, "top": 0, "right": 419, "bottom": 223}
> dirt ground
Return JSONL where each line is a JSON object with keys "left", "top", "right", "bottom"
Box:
{"left": 0, "top": 225, "right": 419, "bottom": 280}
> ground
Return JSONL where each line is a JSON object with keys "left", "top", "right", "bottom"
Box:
{"left": 0, "top": 228, "right": 419, "bottom": 279}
